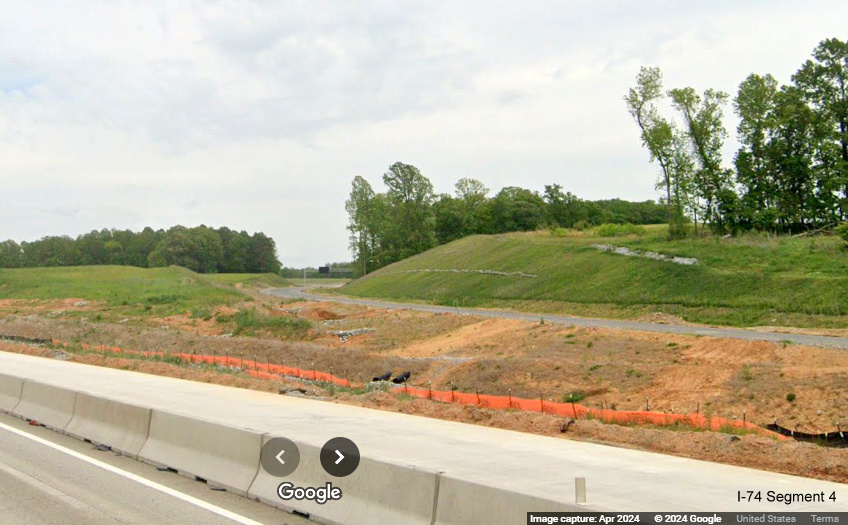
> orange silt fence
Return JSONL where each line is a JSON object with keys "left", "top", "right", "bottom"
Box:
{"left": 47, "top": 337, "right": 783, "bottom": 439}
{"left": 394, "top": 384, "right": 785, "bottom": 440}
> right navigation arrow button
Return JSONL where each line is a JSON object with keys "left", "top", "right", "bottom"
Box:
{"left": 320, "top": 437, "right": 360, "bottom": 477}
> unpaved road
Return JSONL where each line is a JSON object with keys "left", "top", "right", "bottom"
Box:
{"left": 264, "top": 287, "right": 848, "bottom": 350}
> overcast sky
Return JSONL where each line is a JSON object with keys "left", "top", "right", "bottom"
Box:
{"left": 1, "top": 1, "right": 846, "bottom": 267}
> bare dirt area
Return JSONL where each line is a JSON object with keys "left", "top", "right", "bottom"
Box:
{"left": 1, "top": 293, "right": 847, "bottom": 483}
{"left": 747, "top": 325, "right": 848, "bottom": 338}
{"left": 0, "top": 298, "right": 103, "bottom": 315}
{"left": 146, "top": 308, "right": 235, "bottom": 337}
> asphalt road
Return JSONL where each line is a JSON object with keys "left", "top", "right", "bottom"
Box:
{"left": 265, "top": 287, "right": 848, "bottom": 350}
{"left": 0, "top": 413, "right": 310, "bottom": 525}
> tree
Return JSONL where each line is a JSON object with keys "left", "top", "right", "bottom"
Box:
{"left": 76, "top": 230, "right": 107, "bottom": 265}
{"left": 793, "top": 38, "right": 848, "bottom": 217}
{"left": 766, "top": 86, "right": 820, "bottom": 231}
{"left": 381, "top": 162, "right": 436, "bottom": 263}
{"left": 21, "top": 236, "right": 82, "bottom": 267}
{"left": 189, "top": 226, "right": 225, "bottom": 273}
{"left": 224, "top": 232, "right": 252, "bottom": 273}
{"left": 345, "top": 176, "right": 377, "bottom": 276}
{"left": 104, "top": 240, "right": 124, "bottom": 265}
{"left": 248, "top": 232, "right": 281, "bottom": 273}
{"left": 669, "top": 86, "right": 733, "bottom": 232}
{"left": 123, "top": 227, "right": 166, "bottom": 267}
{"left": 489, "top": 187, "right": 545, "bottom": 232}
{"left": 433, "top": 194, "right": 466, "bottom": 244}
{"left": 734, "top": 73, "right": 780, "bottom": 229}
{"left": 454, "top": 177, "right": 489, "bottom": 235}
{"left": 0, "top": 240, "right": 23, "bottom": 268}
{"left": 625, "top": 66, "right": 692, "bottom": 238}
{"left": 544, "top": 184, "right": 588, "bottom": 227}
{"left": 147, "top": 231, "right": 203, "bottom": 271}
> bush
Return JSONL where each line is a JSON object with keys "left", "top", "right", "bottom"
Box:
{"left": 836, "top": 222, "right": 848, "bottom": 245}
{"left": 562, "top": 390, "right": 588, "bottom": 403}
{"left": 594, "top": 223, "right": 647, "bottom": 237}
{"left": 786, "top": 392, "right": 796, "bottom": 402}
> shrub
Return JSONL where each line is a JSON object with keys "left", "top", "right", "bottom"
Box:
{"left": 595, "top": 223, "right": 647, "bottom": 237}
{"left": 562, "top": 390, "right": 588, "bottom": 403}
{"left": 836, "top": 222, "right": 848, "bottom": 245}
{"left": 786, "top": 392, "right": 796, "bottom": 402}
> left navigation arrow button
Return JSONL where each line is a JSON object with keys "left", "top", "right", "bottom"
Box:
{"left": 260, "top": 437, "right": 299, "bottom": 477}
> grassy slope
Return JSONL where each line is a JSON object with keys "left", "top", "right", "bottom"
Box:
{"left": 340, "top": 227, "right": 848, "bottom": 328}
{"left": 0, "top": 265, "right": 245, "bottom": 315}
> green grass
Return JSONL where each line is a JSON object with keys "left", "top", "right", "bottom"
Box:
{"left": 204, "top": 273, "right": 291, "bottom": 288}
{"left": 215, "top": 308, "right": 312, "bottom": 338}
{"left": 339, "top": 227, "right": 848, "bottom": 328}
{"left": 0, "top": 265, "right": 244, "bottom": 316}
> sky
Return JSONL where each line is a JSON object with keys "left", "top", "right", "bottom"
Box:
{"left": 1, "top": 1, "right": 846, "bottom": 267}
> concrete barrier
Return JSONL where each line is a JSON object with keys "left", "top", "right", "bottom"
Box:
{"left": 138, "top": 410, "right": 262, "bottom": 495}
{"left": 65, "top": 393, "right": 152, "bottom": 458}
{"left": 13, "top": 380, "right": 77, "bottom": 430}
{"left": 0, "top": 373, "right": 24, "bottom": 413}
{"left": 248, "top": 436, "right": 439, "bottom": 525}
{"left": 433, "top": 475, "right": 578, "bottom": 525}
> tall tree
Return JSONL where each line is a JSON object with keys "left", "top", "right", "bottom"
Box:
{"left": 454, "top": 177, "right": 490, "bottom": 235}
{"left": 734, "top": 73, "right": 780, "bottom": 229}
{"left": 669, "top": 86, "right": 733, "bottom": 232}
{"left": 248, "top": 232, "right": 281, "bottom": 273}
{"left": 76, "top": 230, "right": 108, "bottom": 265}
{"left": 0, "top": 240, "right": 23, "bottom": 268}
{"left": 190, "top": 225, "right": 225, "bottom": 273}
{"left": 147, "top": 230, "right": 203, "bottom": 272}
{"left": 433, "top": 194, "right": 466, "bottom": 244}
{"left": 766, "top": 86, "right": 819, "bottom": 231}
{"left": 793, "top": 37, "right": 848, "bottom": 219}
{"left": 489, "top": 187, "right": 545, "bottom": 232}
{"left": 544, "top": 184, "right": 588, "bottom": 227}
{"left": 381, "top": 162, "right": 436, "bottom": 263}
{"left": 345, "top": 176, "right": 377, "bottom": 276}
{"left": 625, "top": 66, "right": 691, "bottom": 238}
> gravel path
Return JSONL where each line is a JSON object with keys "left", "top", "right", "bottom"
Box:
{"left": 264, "top": 287, "right": 848, "bottom": 350}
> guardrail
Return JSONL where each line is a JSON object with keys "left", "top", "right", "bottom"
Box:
{"left": 1, "top": 366, "right": 581, "bottom": 523}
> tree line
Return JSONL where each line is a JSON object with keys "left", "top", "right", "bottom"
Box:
{"left": 0, "top": 225, "right": 281, "bottom": 274}
{"left": 346, "top": 162, "right": 665, "bottom": 275}
{"left": 626, "top": 37, "right": 848, "bottom": 238}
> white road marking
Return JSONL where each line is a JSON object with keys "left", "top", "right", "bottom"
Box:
{"left": 0, "top": 421, "right": 267, "bottom": 525}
